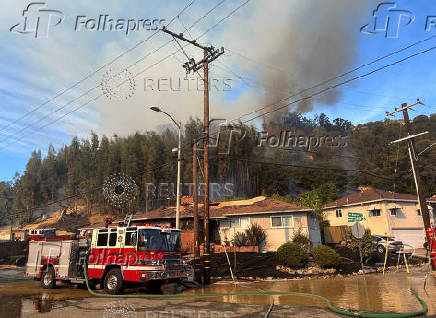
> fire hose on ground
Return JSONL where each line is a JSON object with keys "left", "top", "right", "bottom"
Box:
{"left": 83, "top": 263, "right": 428, "bottom": 318}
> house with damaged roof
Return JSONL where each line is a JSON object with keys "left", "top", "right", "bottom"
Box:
{"left": 323, "top": 186, "right": 436, "bottom": 248}
{"left": 128, "top": 196, "right": 322, "bottom": 252}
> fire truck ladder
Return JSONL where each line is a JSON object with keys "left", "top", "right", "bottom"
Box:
{"left": 123, "top": 214, "right": 133, "bottom": 227}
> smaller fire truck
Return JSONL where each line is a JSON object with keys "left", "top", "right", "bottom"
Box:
{"left": 25, "top": 222, "right": 194, "bottom": 294}
{"left": 28, "top": 228, "right": 56, "bottom": 240}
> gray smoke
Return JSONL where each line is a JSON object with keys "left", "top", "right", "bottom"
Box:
{"left": 240, "top": 0, "right": 373, "bottom": 123}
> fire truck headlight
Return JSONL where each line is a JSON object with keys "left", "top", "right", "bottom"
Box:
{"left": 140, "top": 272, "right": 148, "bottom": 281}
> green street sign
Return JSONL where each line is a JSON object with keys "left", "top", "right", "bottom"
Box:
{"left": 348, "top": 212, "right": 366, "bottom": 222}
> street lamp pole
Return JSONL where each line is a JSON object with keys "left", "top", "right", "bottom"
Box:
{"left": 149, "top": 106, "right": 182, "bottom": 230}
{"left": 175, "top": 121, "right": 182, "bottom": 230}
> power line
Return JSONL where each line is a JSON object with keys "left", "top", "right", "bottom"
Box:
{"left": 225, "top": 33, "right": 436, "bottom": 100}
{"left": 213, "top": 156, "right": 393, "bottom": 181}
{"left": 0, "top": 0, "right": 237, "bottom": 150}
{"left": 0, "top": 0, "right": 197, "bottom": 137}
{"left": 215, "top": 35, "right": 436, "bottom": 124}
{"left": 239, "top": 44, "right": 436, "bottom": 125}
{"left": 213, "top": 62, "right": 406, "bottom": 112}
{"left": 9, "top": 161, "right": 174, "bottom": 220}
{"left": 277, "top": 147, "right": 360, "bottom": 160}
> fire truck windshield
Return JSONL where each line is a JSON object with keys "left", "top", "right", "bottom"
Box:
{"left": 137, "top": 229, "right": 181, "bottom": 252}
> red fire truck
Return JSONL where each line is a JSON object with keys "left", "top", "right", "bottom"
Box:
{"left": 28, "top": 228, "right": 56, "bottom": 240}
{"left": 25, "top": 223, "right": 194, "bottom": 294}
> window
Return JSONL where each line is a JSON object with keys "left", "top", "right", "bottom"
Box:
{"left": 97, "top": 233, "right": 108, "bottom": 246}
{"left": 109, "top": 232, "right": 117, "bottom": 246}
{"left": 369, "top": 209, "right": 381, "bottom": 217}
{"left": 230, "top": 217, "right": 250, "bottom": 228}
{"left": 137, "top": 229, "right": 181, "bottom": 252}
{"left": 417, "top": 209, "right": 421, "bottom": 216}
{"left": 240, "top": 217, "right": 250, "bottom": 228}
{"left": 125, "top": 231, "right": 136, "bottom": 246}
{"left": 390, "top": 208, "right": 398, "bottom": 216}
{"left": 336, "top": 209, "right": 342, "bottom": 218}
{"left": 271, "top": 216, "right": 293, "bottom": 228}
{"left": 230, "top": 218, "right": 239, "bottom": 228}
{"left": 271, "top": 216, "right": 282, "bottom": 227}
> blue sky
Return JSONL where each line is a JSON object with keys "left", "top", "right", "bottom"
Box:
{"left": 1, "top": 0, "right": 436, "bottom": 181}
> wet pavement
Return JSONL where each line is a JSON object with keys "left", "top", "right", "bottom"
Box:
{"left": 0, "top": 266, "right": 435, "bottom": 317}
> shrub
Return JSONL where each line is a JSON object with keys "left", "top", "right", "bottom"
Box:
{"left": 312, "top": 245, "right": 341, "bottom": 268}
{"left": 346, "top": 228, "right": 373, "bottom": 257}
{"left": 276, "top": 242, "right": 309, "bottom": 268}
{"left": 292, "top": 229, "right": 312, "bottom": 251}
{"left": 9, "top": 254, "right": 25, "bottom": 265}
{"left": 245, "top": 224, "right": 267, "bottom": 247}
{"left": 232, "top": 232, "right": 248, "bottom": 247}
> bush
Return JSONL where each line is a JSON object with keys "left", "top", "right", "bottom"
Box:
{"left": 292, "top": 229, "right": 312, "bottom": 251}
{"left": 276, "top": 242, "right": 309, "bottom": 268}
{"left": 245, "top": 224, "right": 267, "bottom": 247}
{"left": 346, "top": 228, "right": 373, "bottom": 257}
{"left": 9, "top": 254, "right": 25, "bottom": 265}
{"left": 232, "top": 232, "right": 247, "bottom": 247}
{"left": 312, "top": 245, "right": 341, "bottom": 268}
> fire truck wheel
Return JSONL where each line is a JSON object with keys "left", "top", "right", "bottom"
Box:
{"left": 104, "top": 269, "right": 123, "bottom": 294}
{"left": 41, "top": 267, "right": 56, "bottom": 289}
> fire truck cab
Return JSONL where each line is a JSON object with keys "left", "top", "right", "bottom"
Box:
{"left": 25, "top": 224, "right": 194, "bottom": 294}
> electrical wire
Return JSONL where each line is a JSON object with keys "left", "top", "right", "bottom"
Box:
{"left": 215, "top": 34, "right": 436, "bottom": 126}
{"left": 239, "top": 44, "right": 436, "bottom": 125}
{"left": 0, "top": 0, "right": 236, "bottom": 150}
{"left": 0, "top": 0, "right": 197, "bottom": 136}
{"left": 212, "top": 156, "right": 393, "bottom": 181}
{"left": 6, "top": 161, "right": 173, "bottom": 222}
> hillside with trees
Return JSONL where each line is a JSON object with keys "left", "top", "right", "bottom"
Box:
{"left": 0, "top": 112, "right": 435, "bottom": 226}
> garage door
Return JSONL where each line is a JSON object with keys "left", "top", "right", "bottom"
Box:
{"left": 392, "top": 229, "right": 426, "bottom": 249}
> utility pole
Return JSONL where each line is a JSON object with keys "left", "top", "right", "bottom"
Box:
{"left": 162, "top": 26, "right": 224, "bottom": 284}
{"left": 202, "top": 50, "right": 211, "bottom": 285}
{"left": 192, "top": 139, "right": 201, "bottom": 283}
{"left": 387, "top": 99, "right": 434, "bottom": 269}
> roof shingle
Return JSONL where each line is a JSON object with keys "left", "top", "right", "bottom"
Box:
{"left": 324, "top": 188, "right": 419, "bottom": 209}
{"left": 131, "top": 197, "right": 311, "bottom": 221}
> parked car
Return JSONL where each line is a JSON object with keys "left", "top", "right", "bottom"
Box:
{"left": 372, "top": 235, "right": 404, "bottom": 254}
